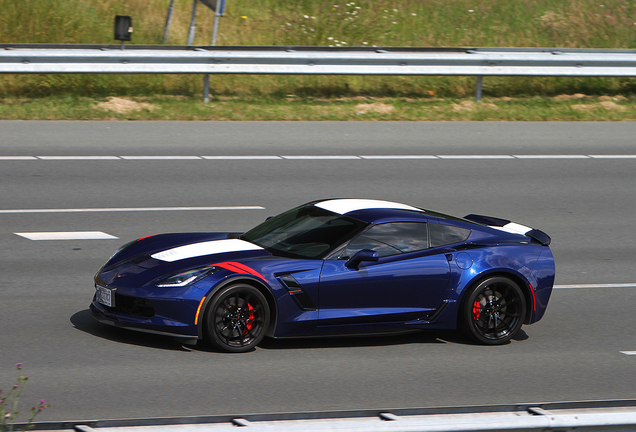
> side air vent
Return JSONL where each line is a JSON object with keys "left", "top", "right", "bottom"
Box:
{"left": 278, "top": 274, "right": 317, "bottom": 311}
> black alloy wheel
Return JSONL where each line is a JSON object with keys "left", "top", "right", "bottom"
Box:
{"left": 205, "top": 284, "right": 270, "bottom": 353}
{"left": 460, "top": 276, "right": 526, "bottom": 345}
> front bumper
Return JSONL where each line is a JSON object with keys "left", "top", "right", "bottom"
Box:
{"left": 90, "top": 289, "right": 201, "bottom": 339}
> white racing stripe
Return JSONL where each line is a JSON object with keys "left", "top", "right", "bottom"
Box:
{"left": 489, "top": 222, "right": 532, "bottom": 235}
{"left": 151, "top": 239, "right": 263, "bottom": 262}
{"left": 316, "top": 199, "right": 421, "bottom": 215}
{"left": 0, "top": 206, "right": 265, "bottom": 214}
{"left": 15, "top": 231, "right": 118, "bottom": 240}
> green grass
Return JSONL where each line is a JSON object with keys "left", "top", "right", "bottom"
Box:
{"left": 0, "top": 94, "right": 633, "bottom": 121}
{"left": 1, "top": 0, "right": 636, "bottom": 111}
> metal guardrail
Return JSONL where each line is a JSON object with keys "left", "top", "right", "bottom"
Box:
{"left": 1, "top": 44, "right": 635, "bottom": 100}
{"left": 1, "top": 44, "right": 635, "bottom": 76}
{"left": 15, "top": 400, "right": 636, "bottom": 432}
{"left": 16, "top": 399, "right": 636, "bottom": 432}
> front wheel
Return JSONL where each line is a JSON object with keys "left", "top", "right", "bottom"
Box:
{"left": 204, "top": 284, "right": 270, "bottom": 353}
{"left": 460, "top": 277, "right": 526, "bottom": 345}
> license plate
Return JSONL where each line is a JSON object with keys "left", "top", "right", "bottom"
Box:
{"left": 97, "top": 286, "right": 115, "bottom": 307}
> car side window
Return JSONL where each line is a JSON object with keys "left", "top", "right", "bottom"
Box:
{"left": 429, "top": 223, "right": 471, "bottom": 248}
{"left": 341, "top": 222, "right": 429, "bottom": 258}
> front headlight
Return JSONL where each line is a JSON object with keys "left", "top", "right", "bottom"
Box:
{"left": 156, "top": 267, "right": 218, "bottom": 288}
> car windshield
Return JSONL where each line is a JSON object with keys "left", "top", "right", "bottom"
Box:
{"left": 241, "top": 204, "right": 368, "bottom": 259}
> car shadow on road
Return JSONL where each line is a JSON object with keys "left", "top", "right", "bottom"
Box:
{"left": 256, "top": 329, "right": 468, "bottom": 351}
{"left": 71, "top": 309, "right": 530, "bottom": 352}
{"left": 70, "top": 309, "right": 192, "bottom": 351}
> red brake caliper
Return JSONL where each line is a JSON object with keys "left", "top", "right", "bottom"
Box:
{"left": 472, "top": 299, "right": 482, "bottom": 320}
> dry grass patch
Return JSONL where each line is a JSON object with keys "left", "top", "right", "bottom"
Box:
{"left": 571, "top": 101, "right": 627, "bottom": 111}
{"left": 355, "top": 103, "right": 396, "bottom": 114}
{"left": 599, "top": 101, "right": 627, "bottom": 111}
{"left": 554, "top": 94, "right": 589, "bottom": 101}
{"left": 95, "top": 97, "right": 157, "bottom": 114}
{"left": 452, "top": 101, "right": 499, "bottom": 111}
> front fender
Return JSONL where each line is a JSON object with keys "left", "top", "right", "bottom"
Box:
{"left": 195, "top": 274, "right": 277, "bottom": 340}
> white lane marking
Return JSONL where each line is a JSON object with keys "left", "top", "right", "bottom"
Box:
{"left": 316, "top": 199, "right": 421, "bottom": 215}
{"left": 36, "top": 156, "right": 121, "bottom": 160}
{"left": 588, "top": 155, "right": 636, "bottom": 159}
{"left": 438, "top": 155, "right": 515, "bottom": 159}
{"left": 554, "top": 283, "right": 636, "bottom": 289}
{"left": 2, "top": 154, "right": 636, "bottom": 160}
{"left": 15, "top": 231, "right": 118, "bottom": 240}
{"left": 201, "top": 156, "right": 282, "bottom": 160}
{"left": 513, "top": 155, "right": 591, "bottom": 159}
{"left": 0, "top": 206, "right": 265, "bottom": 214}
{"left": 281, "top": 155, "right": 361, "bottom": 159}
{"left": 152, "top": 239, "right": 263, "bottom": 262}
{"left": 360, "top": 155, "right": 439, "bottom": 159}
{"left": 119, "top": 156, "right": 203, "bottom": 160}
{"left": 620, "top": 351, "right": 636, "bottom": 355}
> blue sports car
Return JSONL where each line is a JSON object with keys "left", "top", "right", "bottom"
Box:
{"left": 91, "top": 199, "right": 555, "bottom": 352}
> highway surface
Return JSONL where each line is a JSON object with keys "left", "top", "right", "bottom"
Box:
{"left": 1, "top": 121, "right": 635, "bottom": 422}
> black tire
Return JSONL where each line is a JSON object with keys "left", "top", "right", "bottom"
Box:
{"left": 204, "top": 284, "right": 270, "bottom": 353}
{"left": 460, "top": 276, "right": 526, "bottom": 345}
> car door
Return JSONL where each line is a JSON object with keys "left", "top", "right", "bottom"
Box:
{"left": 317, "top": 222, "right": 451, "bottom": 329}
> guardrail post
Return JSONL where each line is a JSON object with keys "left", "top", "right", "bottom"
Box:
{"left": 187, "top": 0, "right": 198, "bottom": 46}
{"left": 203, "top": 74, "right": 210, "bottom": 103}
{"left": 475, "top": 76, "right": 483, "bottom": 102}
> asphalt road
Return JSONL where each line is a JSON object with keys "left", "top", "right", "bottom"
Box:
{"left": 1, "top": 121, "right": 635, "bottom": 422}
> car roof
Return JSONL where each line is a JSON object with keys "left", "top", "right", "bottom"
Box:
{"left": 312, "top": 199, "right": 430, "bottom": 224}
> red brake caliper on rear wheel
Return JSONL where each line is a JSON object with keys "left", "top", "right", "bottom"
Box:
{"left": 472, "top": 299, "right": 482, "bottom": 320}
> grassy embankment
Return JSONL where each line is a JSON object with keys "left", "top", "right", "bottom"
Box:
{"left": 0, "top": 0, "right": 635, "bottom": 120}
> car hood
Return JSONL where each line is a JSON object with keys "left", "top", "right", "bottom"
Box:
{"left": 98, "top": 233, "right": 272, "bottom": 287}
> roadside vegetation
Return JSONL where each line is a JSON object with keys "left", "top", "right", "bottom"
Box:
{"left": 0, "top": 0, "right": 635, "bottom": 120}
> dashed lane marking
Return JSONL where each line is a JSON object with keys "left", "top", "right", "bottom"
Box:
{"left": 281, "top": 155, "right": 361, "bottom": 160}
{"left": 118, "top": 156, "right": 202, "bottom": 160}
{"left": 15, "top": 231, "right": 118, "bottom": 240}
{"left": 36, "top": 156, "right": 121, "bottom": 160}
{"left": 554, "top": 283, "right": 636, "bottom": 289}
{"left": 0, "top": 206, "right": 265, "bottom": 214}
{"left": 620, "top": 351, "right": 636, "bottom": 355}
{"left": 202, "top": 156, "right": 281, "bottom": 160}
{"left": 2, "top": 155, "right": 636, "bottom": 160}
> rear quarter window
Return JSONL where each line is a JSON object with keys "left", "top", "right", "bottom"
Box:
{"left": 429, "top": 224, "right": 471, "bottom": 248}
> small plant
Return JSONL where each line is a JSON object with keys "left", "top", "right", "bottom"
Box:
{"left": 0, "top": 364, "right": 50, "bottom": 432}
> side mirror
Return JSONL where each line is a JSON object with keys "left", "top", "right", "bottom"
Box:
{"left": 345, "top": 249, "right": 379, "bottom": 269}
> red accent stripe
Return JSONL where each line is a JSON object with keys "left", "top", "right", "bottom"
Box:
{"left": 137, "top": 234, "right": 158, "bottom": 242}
{"left": 211, "top": 261, "right": 266, "bottom": 281}
{"left": 529, "top": 283, "right": 537, "bottom": 311}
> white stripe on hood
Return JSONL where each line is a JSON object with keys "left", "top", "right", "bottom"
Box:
{"left": 151, "top": 239, "right": 263, "bottom": 262}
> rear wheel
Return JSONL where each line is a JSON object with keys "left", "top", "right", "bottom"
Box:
{"left": 460, "top": 277, "right": 526, "bottom": 345}
{"left": 204, "top": 284, "right": 270, "bottom": 353}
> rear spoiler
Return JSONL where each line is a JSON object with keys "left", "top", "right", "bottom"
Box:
{"left": 463, "top": 214, "right": 551, "bottom": 246}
